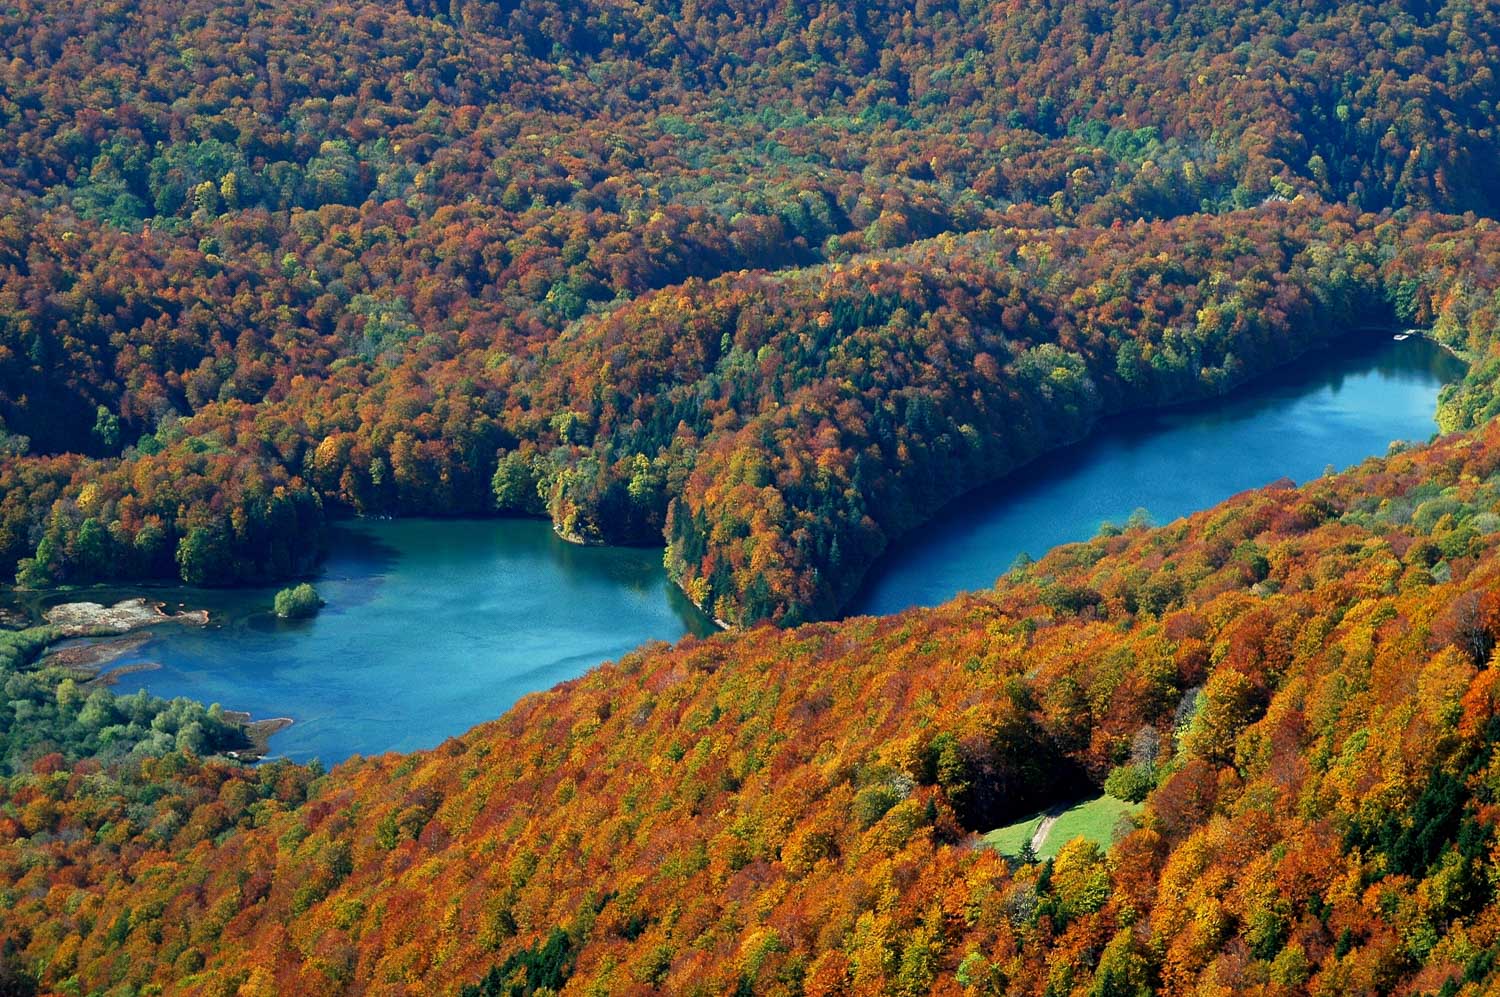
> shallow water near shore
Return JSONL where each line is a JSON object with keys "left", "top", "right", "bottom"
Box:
{"left": 84, "top": 519, "right": 714, "bottom": 763}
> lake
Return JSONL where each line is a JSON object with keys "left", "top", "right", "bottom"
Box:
{"left": 80, "top": 334, "right": 1461, "bottom": 764}
{"left": 93, "top": 519, "right": 714, "bottom": 763}
{"left": 849, "top": 334, "right": 1465, "bottom": 615}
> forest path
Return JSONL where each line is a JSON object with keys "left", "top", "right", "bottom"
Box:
{"left": 1029, "top": 804, "right": 1069, "bottom": 854}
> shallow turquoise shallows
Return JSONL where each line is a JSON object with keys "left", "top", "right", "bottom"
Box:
{"left": 97, "top": 333, "right": 1459, "bottom": 764}
{"left": 849, "top": 334, "right": 1465, "bottom": 616}
{"left": 101, "top": 520, "right": 715, "bottom": 763}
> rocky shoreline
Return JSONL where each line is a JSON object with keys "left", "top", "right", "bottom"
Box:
{"left": 43, "top": 597, "right": 210, "bottom": 637}
{"left": 27, "top": 597, "right": 295, "bottom": 761}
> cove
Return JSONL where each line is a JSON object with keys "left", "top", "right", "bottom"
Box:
{"left": 848, "top": 334, "right": 1466, "bottom": 617}
{"left": 96, "top": 519, "right": 714, "bottom": 764}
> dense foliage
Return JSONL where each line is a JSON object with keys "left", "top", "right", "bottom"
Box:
{"left": 0, "top": 625, "right": 256, "bottom": 775}
{"left": 11, "top": 0, "right": 1500, "bottom": 994}
{"left": 2, "top": 0, "right": 1500, "bottom": 622}
{"left": 273, "top": 583, "right": 322, "bottom": 619}
{"left": 12, "top": 414, "right": 1500, "bottom": 994}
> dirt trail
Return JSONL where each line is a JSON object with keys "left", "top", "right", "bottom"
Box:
{"left": 1029, "top": 815, "right": 1057, "bottom": 853}
{"left": 1030, "top": 803, "right": 1071, "bottom": 854}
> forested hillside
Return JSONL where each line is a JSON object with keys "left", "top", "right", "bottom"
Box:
{"left": 10, "top": 1, "right": 1500, "bottom": 995}
{"left": 13, "top": 415, "right": 1500, "bottom": 995}
{"left": 3, "top": 0, "right": 1500, "bottom": 622}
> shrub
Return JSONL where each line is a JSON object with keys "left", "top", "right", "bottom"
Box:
{"left": 1104, "top": 763, "right": 1155, "bottom": 803}
{"left": 273, "top": 583, "right": 323, "bottom": 619}
{"left": 0, "top": 627, "right": 57, "bottom": 670}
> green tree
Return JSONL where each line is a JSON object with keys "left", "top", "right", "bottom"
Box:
{"left": 274, "top": 583, "right": 323, "bottom": 619}
{"left": 1104, "top": 763, "right": 1155, "bottom": 803}
{"left": 1091, "top": 928, "right": 1153, "bottom": 997}
{"left": 91, "top": 404, "right": 121, "bottom": 451}
{"left": 175, "top": 527, "right": 227, "bottom": 585}
{"left": 73, "top": 517, "right": 110, "bottom": 578}
{"left": 1051, "top": 838, "right": 1110, "bottom": 922}
{"left": 492, "top": 450, "right": 547, "bottom": 515}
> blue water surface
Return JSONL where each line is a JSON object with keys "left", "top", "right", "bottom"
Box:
{"left": 850, "top": 335, "right": 1463, "bottom": 615}
{"left": 93, "top": 334, "right": 1461, "bottom": 763}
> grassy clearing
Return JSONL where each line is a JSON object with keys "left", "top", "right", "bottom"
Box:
{"left": 981, "top": 811, "right": 1046, "bottom": 856}
{"left": 982, "top": 795, "right": 1141, "bottom": 859}
{"left": 1039, "top": 795, "right": 1140, "bottom": 857}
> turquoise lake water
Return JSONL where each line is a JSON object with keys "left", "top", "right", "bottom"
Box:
{"left": 849, "top": 335, "right": 1465, "bottom": 615}
{"left": 94, "top": 519, "right": 713, "bottom": 763}
{"left": 85, "top": 334, "right": 1461, "bottom": 763}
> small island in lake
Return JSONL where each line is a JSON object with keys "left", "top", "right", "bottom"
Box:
{"left": 43, "top": 597, "right": 209, "bottom": 637}
{"left": 273, "top": 583, "right": 323, "bottom": 619}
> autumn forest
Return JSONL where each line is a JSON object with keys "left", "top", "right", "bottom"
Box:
{"left": 6, "top": 0, "right": 1500, "bottom": 993}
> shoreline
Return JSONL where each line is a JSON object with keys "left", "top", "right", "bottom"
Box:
{"left": 671, "top": 328, "right": 1466, "bottom": 628}
{"left": 8, "top": 328, "right": 1463, "bottom": 760}
{"left": 20, "top": 597, "right": 294, "bottom": 762}
{"left": 41, "top": 631, "right": 156, "bottom": 674}
{"left": 1406, "top": 328, "right": 1469, "bottom": 362}
{"left": 83, "top": 660, "right": 162, "bottom": 689}
{"left": 844, "top": 328, "right": 1467, "bottom": 616}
